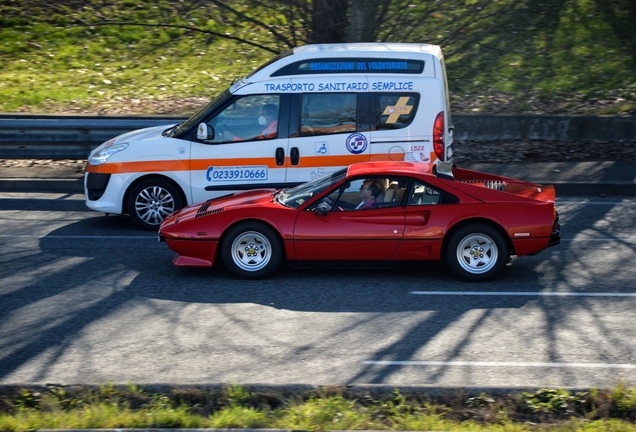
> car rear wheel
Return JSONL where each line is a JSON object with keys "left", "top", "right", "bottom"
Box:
{"left": 446, "top": 224, "right": 508, "bottom": 281}
{"left": 127, "top": 178, "right": 184, "bottom": 231}
{"left": 222, "top": 222, "right": 282, "bottom": 279}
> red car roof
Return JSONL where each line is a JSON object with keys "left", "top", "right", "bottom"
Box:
{"left": 346, "top": 161, "right": 435, "bottom": 177}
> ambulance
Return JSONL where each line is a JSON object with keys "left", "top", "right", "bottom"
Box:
{"left": 85, "top": 43, "right": 454, "bottom": 230}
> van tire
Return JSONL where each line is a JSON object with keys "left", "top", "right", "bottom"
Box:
{"left": 127, "top": 178, "right": 184, "bottom": 231}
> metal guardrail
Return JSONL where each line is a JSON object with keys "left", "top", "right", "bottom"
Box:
{"left": 0, "top": 115, "right": 186, "bottom": 159}
{"left": 0, "top": 114, "right": 634, "bottom": 159}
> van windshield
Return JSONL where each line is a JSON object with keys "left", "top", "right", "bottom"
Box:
{"left": 165, "top": 89, "right": 230, "bottom": 137}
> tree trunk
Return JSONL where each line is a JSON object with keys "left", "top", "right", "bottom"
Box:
{"left": 312, "top": 0, "right": 349, "bottom": 43}
{"left": 347, "top": 0, "right": 379, "bottom": 42}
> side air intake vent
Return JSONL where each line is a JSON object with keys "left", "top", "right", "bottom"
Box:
{"left": 196, "top": 207, "right": 225, "bottom": 218}
{"left": 440, "top": 193, "right": 459, "bottom": 204}
{"left": 460, "top": 180, "right": 506, "bottom": 191}
{"left": 209, "top": 193, "right": 234, "bottom": 202}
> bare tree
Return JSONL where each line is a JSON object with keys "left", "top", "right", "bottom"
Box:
{"left": 347, "top": 0, "right": 380, "bottom": 42}
{"left": 595, "top": 0, "right": 636, "bottom": 69}
{"left": 312, "top": 0, "right": 349, "bottom": 43}
{"left": 22, "top": 0, "right": 520, "bottom": 58}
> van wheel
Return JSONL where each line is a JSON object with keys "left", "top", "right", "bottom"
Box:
{"left": 222, "top": 222, "right": 282, "bottom": 279}
{"left": 446, "top": 224, "right": 508, "bottom": 281}
{"left": 127, "top": 178, "right": 184, "bottom": 231}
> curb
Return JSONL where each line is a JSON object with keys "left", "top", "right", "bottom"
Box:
{"left": 0, "top": 383, "right": 596, "bottom": 397}
{"left": 0, "top": 178, "right": 83, "bottom": 193}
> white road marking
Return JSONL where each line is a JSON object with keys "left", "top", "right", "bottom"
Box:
{"left": 364, "top": 361, "right": 636, "bottom": 369}
{"left": 411, "top": 291, "right": 636, "bottom": 297}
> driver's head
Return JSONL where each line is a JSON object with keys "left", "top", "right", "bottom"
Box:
{"left": 262, "top": 104, "right": 278, "bottom": 121}
{"left": 360, "top": 179, "right": 382, "bottom": 199}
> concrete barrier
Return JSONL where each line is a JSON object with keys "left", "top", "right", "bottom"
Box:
{"left": 452, "top": 114, "right": 636, "bottom": 142}
{"left": 0, "top": 113, "right": 634, "bottom": 159}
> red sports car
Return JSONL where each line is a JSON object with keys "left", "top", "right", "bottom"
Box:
{"left": 159, "top": 162, "right": 560, "bottom": 281}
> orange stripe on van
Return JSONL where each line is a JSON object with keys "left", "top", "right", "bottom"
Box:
{"left": 86, "top": 154, "right": 372, "bottom": 175}
{"left": 293, "top": 154, "right": 368, "bottom": 167}
{"left": 86, "top": 160, "right": 190, "bottom": 174}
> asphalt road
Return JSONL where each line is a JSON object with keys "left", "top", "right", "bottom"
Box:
{"left": 1, "top": 192, "right": 636, "bottom": 389}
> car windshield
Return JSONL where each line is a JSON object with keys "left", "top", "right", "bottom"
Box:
{"left": 165, "top": 89, "right": 230, "bottom": 137}
{"left": 276, "top": 168, "right": 347, "bottom": 209}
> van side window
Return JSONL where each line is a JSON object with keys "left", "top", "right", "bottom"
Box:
{"left": 208, "top": 94, "right": 280, "bottom": 143}
{"left": 374, "top": 93, "right": 419, "bottom": 130}
{"left": 300, "top": 93, "right": 357, "bottom": 136}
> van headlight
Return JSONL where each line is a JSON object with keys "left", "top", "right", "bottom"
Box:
{"left": 89, "top": 143, "right": 129, "bottom": 166}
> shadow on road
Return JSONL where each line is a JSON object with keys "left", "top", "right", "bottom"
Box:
{"left": 1, "top": 198, "right": 634, "bottom": 385}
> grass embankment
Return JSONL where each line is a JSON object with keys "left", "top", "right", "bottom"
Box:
{"left": 2, "top": 384, "right": 636, "bottom": 431}
{"left": 0, "top": 0, "right": 635, "bottom": 115}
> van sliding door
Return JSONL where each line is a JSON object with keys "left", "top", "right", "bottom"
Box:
{"left": 285, "top": 76, "right": 371, "bottom": 184}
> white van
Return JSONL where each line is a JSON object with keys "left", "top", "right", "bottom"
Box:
{"left": 85, "top": 43, "right": 454, "bottom": 230}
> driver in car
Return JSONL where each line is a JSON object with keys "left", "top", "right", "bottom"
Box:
{"left": 356, "top": 179, "right": 382, "bottom": 209}
{"left": 222, "top": 104, "right": 279, "bottom": 141}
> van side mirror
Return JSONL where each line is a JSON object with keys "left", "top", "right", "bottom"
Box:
{"left": 197, "top": 123, "right": 213, "bottom": 140}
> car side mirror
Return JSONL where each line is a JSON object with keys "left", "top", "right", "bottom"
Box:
{"left": 197, "top": 122, "right": 213, "bottom": 140}
{"left": 315, "top": 207, "right": 328, "bottom": 217}
{"left": 315, "top": 201, "right": 330, "bottom": 216}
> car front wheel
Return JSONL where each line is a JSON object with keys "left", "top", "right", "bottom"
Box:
{"left": 222, "top": 222, "right": 282, "bottom": 279}
{"left": 446, "top": 224, "right": 508, "bottom": 281}
{"left": 127, "top": 178, "right": 184, "bottom": 230}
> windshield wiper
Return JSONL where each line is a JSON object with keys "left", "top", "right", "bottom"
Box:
{"left": 274, "top": 189, "right": 289, "bottom": 203}
{"left": 162, "top": 123, "right": 182, "bottom": 137}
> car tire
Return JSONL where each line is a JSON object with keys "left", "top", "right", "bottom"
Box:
{"left": 221, "top": 222, "right": 282, "bottom": 279}
{"left": 446, "top": 223, "right": 508, "bottom": 281}
{"left": 127, "top": 178, "right": 184, "bottom": 231}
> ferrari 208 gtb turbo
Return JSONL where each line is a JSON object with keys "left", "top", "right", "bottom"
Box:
{"left": 159, "top": 161, "right": 560, "bottom": 281}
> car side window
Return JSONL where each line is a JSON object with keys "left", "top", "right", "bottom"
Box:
{"left": 408, "top": 180, "right": 441, "bottom": 205}
{"left": 316, "top": 176, "right": 407, "bottom": 212}
{"left": 300, "top": 93, "right": 357, "bottom": 136}
{"left": 374, "top": 93, "right": 419, "bottom": 130}
{"left": 207, "top": 94, "right": 280, "bottom": 143}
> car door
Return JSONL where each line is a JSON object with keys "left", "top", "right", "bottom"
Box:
{"left": 293, "top": 176, "right": 406, "bottom": 260}
{"left": 189, "top": 93, "right": 289, "bottom": 203}
{"left": 394, "top": 179, "right": 454, "bottom": 260}
{"left": 285, "top": 77, "right": 371, "bottom": 185}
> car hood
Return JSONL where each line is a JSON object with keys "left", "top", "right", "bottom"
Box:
{"left": 163, "top": 188, "right": 278, "bottom": 227}
{"left": 90, "top": 124, "right": 177, "bottom": 157}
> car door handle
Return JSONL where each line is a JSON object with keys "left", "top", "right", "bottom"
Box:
{"left": 290, "top": 147, "right": 300, "bottom": 166}
{"left": 275, "top": 147, "right": 285, "bottom": 166}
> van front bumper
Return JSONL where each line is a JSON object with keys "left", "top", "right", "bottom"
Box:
{"left": 84, "top": 172, "right": 128, "bottom": 215}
